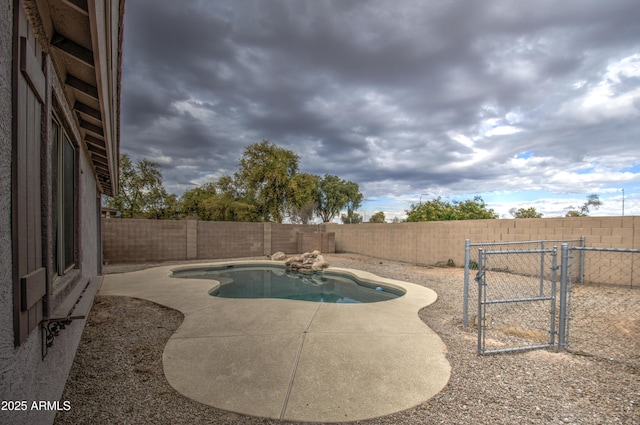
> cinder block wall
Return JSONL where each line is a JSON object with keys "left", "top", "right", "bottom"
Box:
{"left": 197, "top": 221, "right": 264, "bottom": 259}
{"left": 103, "top": 216, "right": 639, "bottom": 266}
{"left": 297, "top": 232, "right": 335, "bottom": 253}
{"left": 271, "top": 224, "right": 320, "bottom": 254}
{"left": 102, "top": 219, "right": 324, "bottom": 263}
{"left": 102, "top": 219, "right": 188, "bottom": 263}
{"left": 325, "top": 216, "right": 639, "bottom": 266}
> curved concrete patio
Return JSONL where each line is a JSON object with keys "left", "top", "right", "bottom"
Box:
{"left": 99, "top": 261, "right": 450, "bottom": 422}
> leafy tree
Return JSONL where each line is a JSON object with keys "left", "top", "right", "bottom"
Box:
{"left": 565, "top": 194, "right": 602, "bottom": 217}
{"left": 406, "top": 196, "right": 455, "bottom": 221}
{"left": 201, "top": 194, "right": 258, "bottom": 221}
{"left": 180, "top": 179, "right": 259, "bottom": 222}
{"left": 235, "top": 140, "right": 299, "bottom": 223}
{"left": 406, "top": 196, "right": 498, "bottom": 222}
{"left": 341, "top": 211, "right": 363, "bottom": 224}
{"left": 180, "top": 182, "right": 219, "bottom": 220}
{"left": 342, "top": 180, "right": 363, "bottom": 222}
{"left": 287, "top": 173, "right": 320, "bottom": 224}
{"left": 106, "top": 154, "right": 177, "bottom": 218}
{"left": 509, "top": 207, "right": 543, "bottom": 219}
{"left": 369, "top": 211, "right": 386, "bottom": 223}
{"left": 209, "top": 175, "right": 260, "bottom": 221}
{"left": 214, "top": 175, "right": 239, "bottom": 198}
{"left": 450, "top": 196, "right": 497, "bottom": 220}
{"left": 147, "top": 189, "right": 179, "bottom": 219}
{"left": 315, "top": 174, "right": 363, "bottom": 223}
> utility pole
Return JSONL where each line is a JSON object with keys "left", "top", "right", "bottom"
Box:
{"left": 622, "top": 188, "right": 625, "bottom": 216}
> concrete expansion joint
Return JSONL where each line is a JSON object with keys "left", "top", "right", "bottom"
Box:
{"left": 280, "top": 332, "right": 306, "bottom": 420}
{"left": 304, "top": 303, "right": 322, "bottom": 333}
{"left": 280, "top": 303, "right": 322, "bottom": 419}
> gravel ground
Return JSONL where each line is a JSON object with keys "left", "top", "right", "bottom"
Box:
{"left": 55, "top": 254, "right": 639, "bottom": 424}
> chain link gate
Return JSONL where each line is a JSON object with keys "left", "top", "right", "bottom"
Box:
{"left": 562, "top": 245, "right": 640, "bottom": 366}
{"left": 476, "top": 246, "right": 559, "bottom": 354}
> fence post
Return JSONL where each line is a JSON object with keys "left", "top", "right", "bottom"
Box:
{"left": 539, "top": 241, "right": 545, "bottom": 297}
{"left": 463, "top": 239, "right": 470, "bottom": 328}
{"left": 549, "top": 246, "right": 558, "bottom": 347}
{"left": 579, "top": 236, "right": 585, "bottom": 284}
{"left": 476, "top": 248, "right": 484, "bottom": 354}
{"left": 558, "top": 243, "right": 569, "bottom": 349}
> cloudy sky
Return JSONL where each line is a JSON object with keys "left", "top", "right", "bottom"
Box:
{"left": 120, "top": 0, "right": 640, "bottom": 221}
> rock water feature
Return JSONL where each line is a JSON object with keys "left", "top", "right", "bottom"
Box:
{"left": 272, "top": 250, "right": 330, "bottom": 273}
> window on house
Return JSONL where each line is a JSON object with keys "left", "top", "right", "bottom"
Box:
{"left": 51, "top": 118, "right": 76, "bottom": 276}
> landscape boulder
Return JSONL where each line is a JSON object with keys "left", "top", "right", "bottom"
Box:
{"left": 270, "top": 251, "right": 286, "bottom": 261}
{"left": 285, "top": 250, "right": 329, "bottom": 273}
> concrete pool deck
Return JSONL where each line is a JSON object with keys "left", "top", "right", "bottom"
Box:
{"left": 99, "top": 261, "right": 451, "bottom": 422}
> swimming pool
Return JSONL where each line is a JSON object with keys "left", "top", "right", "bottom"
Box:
{"left": 171, "top": 264, "right": 405, "bottom": 303}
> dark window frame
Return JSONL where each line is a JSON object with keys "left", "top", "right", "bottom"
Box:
{"left": 51, "top": 115, "right": 77, "bottom": 279}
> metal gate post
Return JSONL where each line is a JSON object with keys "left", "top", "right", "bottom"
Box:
{"left": 558, "top": 243, "right": 569, "bottom": 349}
{"left": 476, "top": 248, "right": 485, "bottom": 354}
{"left": 539, "top": 241, "right": 545, "bottom": 297}
{"left": 463, "top": 239, "right": 470, "bottom": 328}
{"left": 579, "top": 236, "right": 585, "bottom": 285}
{"left": 549, "top": 246, "right": 558, "bottom": 347}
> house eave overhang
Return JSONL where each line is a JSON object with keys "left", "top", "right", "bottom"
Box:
{"left": 45, "top": 0, "right": 124, "bottom": 196}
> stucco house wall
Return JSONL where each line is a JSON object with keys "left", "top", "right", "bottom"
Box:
{"left": 0, "top": 1, "right": 123, "bottom": 424}
{"left": 1, "top": 0, "right": 16, "bottom": 417}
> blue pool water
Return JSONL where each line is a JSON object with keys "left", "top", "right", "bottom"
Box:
{"left": 171, "top": 265, "right": 404, "bottom": 303}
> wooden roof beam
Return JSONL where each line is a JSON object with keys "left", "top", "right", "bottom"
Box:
{"left": 84, "top": 134, "right": 105, "bottom": 147}
{"left": 60, "top": 0, "right": 89, "bottom": 15}
{"left": 80, "top": 119, "right": 104, "bottom": 137}
{"left": 86, "top": 142, "right": 107, "bottom": 156}
{"left": 65, "top": 75, "right": 98, "bottom": 100}
{"left": 74, "top": 101, "right": 101, "bottom": 120}
{"left": 51, "top": 33, "right": 94, "bottom": 67}
{"left": 95, "top": 168, "right": 110, "bottom": 177}
{"left": 91, "top": 155, "right": 109, "bottom": 168}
